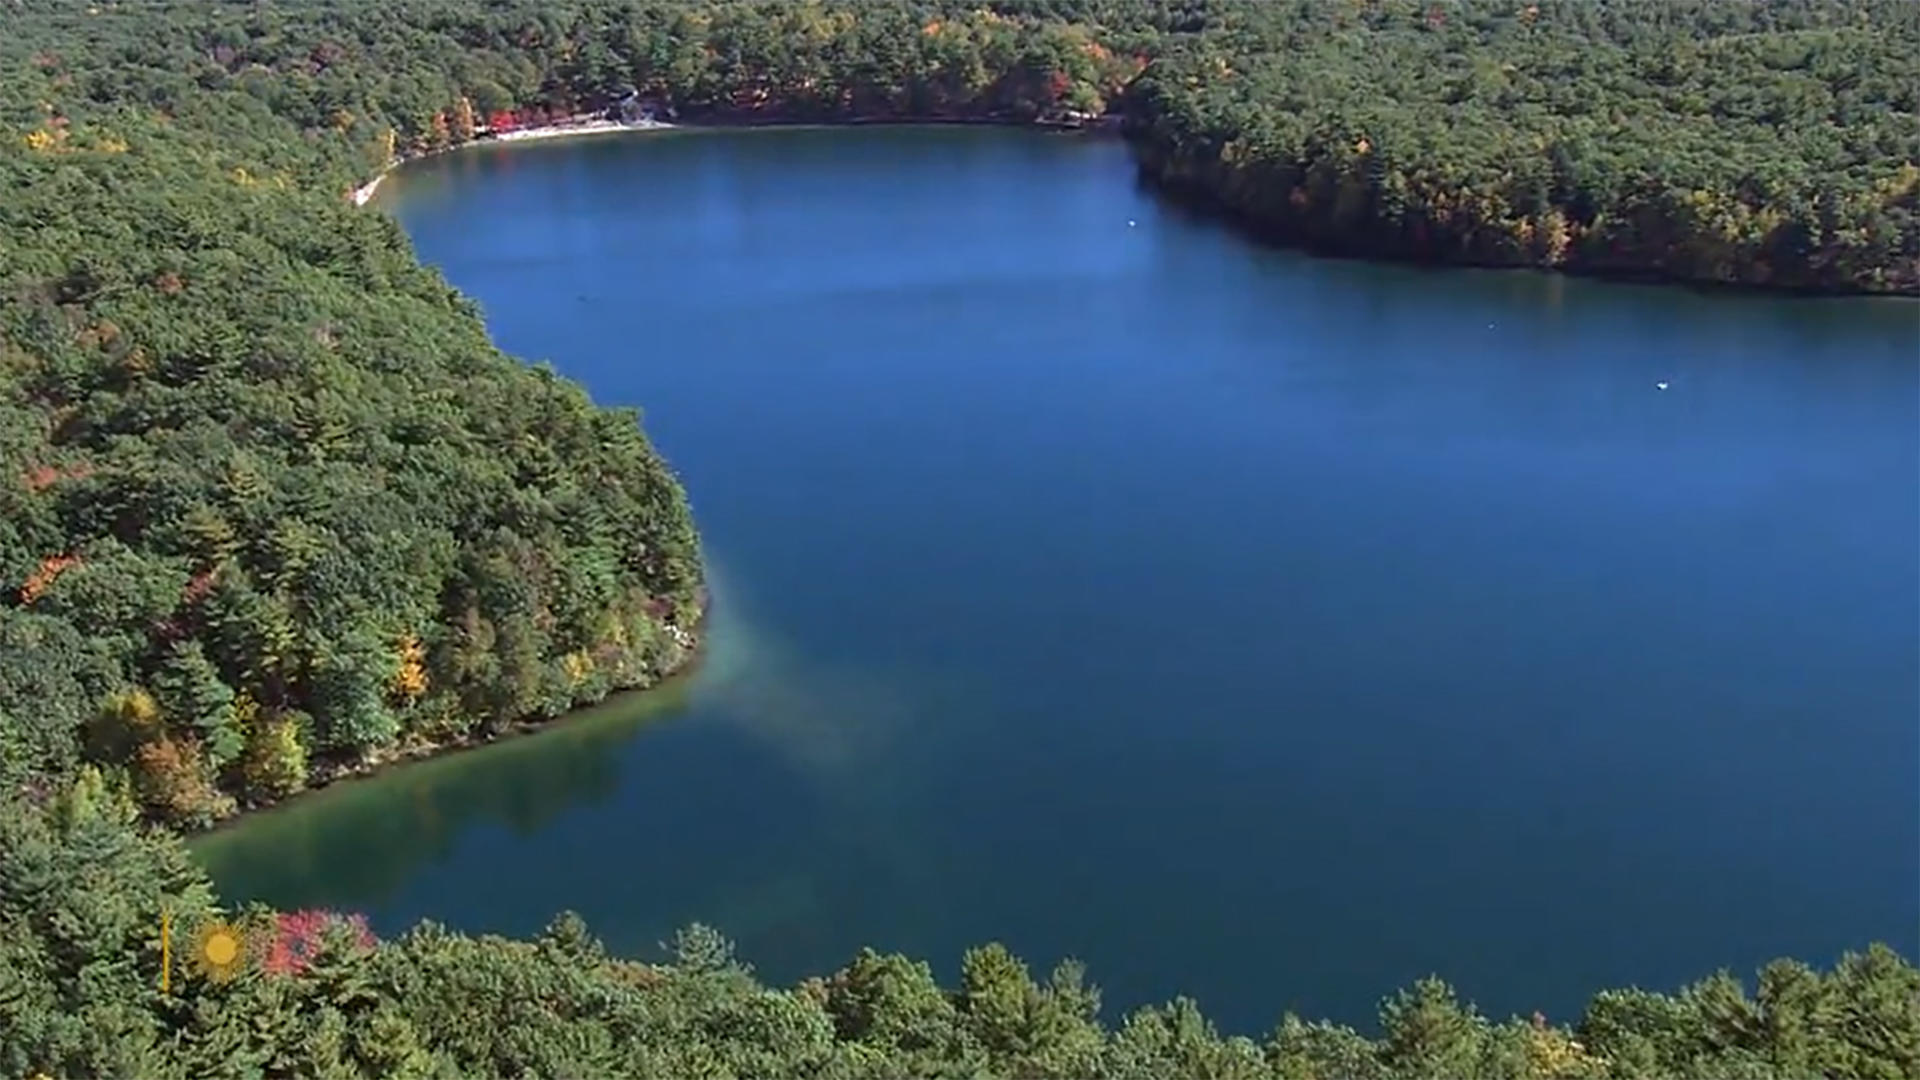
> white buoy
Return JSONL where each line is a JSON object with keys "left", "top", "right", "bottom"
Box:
{"left": 1128, "top": 219, "right": 1137, "bottom": 227}
{"left": 1656, "top": 381, "right": 1670, "bottom": 390}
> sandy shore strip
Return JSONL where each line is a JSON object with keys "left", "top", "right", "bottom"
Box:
{"left": 491, "top": 117, "right": 673, "bottom": 143}
{"left": 351, "top": 118, "right": 675, "bottom": 205}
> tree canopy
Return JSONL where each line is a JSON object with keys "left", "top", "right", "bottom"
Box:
{"left": 1125, "top": 0, "right": 1920, "bottom": 291}
{"left": 3, "top": 788, "right": 1917, "bottom": 1080}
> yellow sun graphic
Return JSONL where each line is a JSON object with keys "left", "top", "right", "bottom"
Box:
{"left": 192, "top": 920, "right": 247, "bottom": 982}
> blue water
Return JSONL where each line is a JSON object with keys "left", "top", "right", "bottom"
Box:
{"left": 197, "top": 126, "right": 1920, "bottom": 1033}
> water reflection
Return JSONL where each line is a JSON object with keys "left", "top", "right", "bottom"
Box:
{"left": 191, "top": 674, "right": 696, "bottom": 911}
{"left": 192, "top": 556, "right": 970, "bottom": 960}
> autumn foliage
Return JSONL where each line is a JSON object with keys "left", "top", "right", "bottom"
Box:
{"left": 259, "top": 909, "right": 377, "bottom": 976}
{"left": 18, "top": 554, "right": 79, "bottom": 605}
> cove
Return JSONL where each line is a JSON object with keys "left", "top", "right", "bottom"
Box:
{"left": 193, "top": 126, "right": 1920, "bottom": 1033}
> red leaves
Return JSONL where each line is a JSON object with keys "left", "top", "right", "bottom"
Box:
{"left": 182, "top": 568, "right": 219, "bottom": 607}
{"left": 260, "top": 909, "right": 376, "bottom": 976}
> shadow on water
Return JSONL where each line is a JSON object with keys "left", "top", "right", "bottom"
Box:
{"left": 191, "top": 554, "right": 975, "bottom": 960}
{"left": 189, "top": 674, "right": 698, "bottom": 912}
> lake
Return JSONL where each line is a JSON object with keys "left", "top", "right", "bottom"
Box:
{"left": 194, "top": 126, "right": 1920, "bottom": 1033}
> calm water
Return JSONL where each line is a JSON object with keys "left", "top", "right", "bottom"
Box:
{"left": 196, "top": 127, "right": 1920, "bottom": 1033}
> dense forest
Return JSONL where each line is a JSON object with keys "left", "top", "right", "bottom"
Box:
{"left": 1126, "top": 0, "right": 1920, "bottom": 292}
{"left": 2, "top": 1, "right": 1915, "bottom": 1076}
{"left": 5, "top": 790, "right": 1918, "bottom": 1079}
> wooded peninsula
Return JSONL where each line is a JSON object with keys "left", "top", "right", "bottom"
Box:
{"left": 2, "top": 2, "right": 1915, "bottom": 1077}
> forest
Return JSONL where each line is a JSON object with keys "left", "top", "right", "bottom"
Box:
{"left": 1, "top": 1, "right": 1915, "bottom": 1075}
{"left": 4, "top": 789, "right": 1917, "bottom": 1079}
{"left": 1125, "top": 0, "right": 1920, "bottom": 292}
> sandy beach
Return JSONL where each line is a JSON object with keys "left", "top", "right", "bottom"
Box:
{"left": 351, "top": 118, "right": 675, "bottom": 206}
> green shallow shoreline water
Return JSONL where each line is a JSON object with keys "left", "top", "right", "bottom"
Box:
{"left": 189, "top": 677, "right": 694, "bottom": 891}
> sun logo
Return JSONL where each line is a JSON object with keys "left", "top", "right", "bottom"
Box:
{"left": 192, "top": 920, "right": 248, "bottom": 982}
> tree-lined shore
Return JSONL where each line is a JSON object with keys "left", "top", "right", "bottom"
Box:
{"left": 2, "top": 2, "right": 1915, "bottom": 1076}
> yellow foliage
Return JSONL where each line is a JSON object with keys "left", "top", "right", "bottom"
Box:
{"left": 232, "top": 691, "right": 262, "bottom": 733}
{"left": 392, "top": 634, "right": 429, "bottom": 700}
{"left": 1875, "top": 161, "right": 1920, "bottom": 199}
{"left": 231, "top": 166, "right": 260, "bottom": 187}
{"left": 106, "top": 688, "right": 162, "bottom": 735}
{"left": 453, "top": 96, "right": 477, "bottom": 141}
{"left": 563, "top": 650, "right": 593, "bottom": 685}
{"left": 239, "top": 714, "right": 307, "bottom": 800}
{"left": 23, "top": 128, "right": 63, "bottom": 152}
{"left": 1537, "top": 207, "right": 1572, "bottom": 266}
{"left": 1525, "top": 1023, "right": 1606, "bottom": 1077}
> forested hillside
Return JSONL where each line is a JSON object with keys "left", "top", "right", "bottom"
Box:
{"left": 2, "top": 2, "right": 1916, "bottom": 1076}
{"left": 0, "top": 6, "right": 714, "bottom": 828}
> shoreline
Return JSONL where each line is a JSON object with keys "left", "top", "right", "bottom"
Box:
{"left": 191, "top": 607, "right": 709, "bottom": 838}
{"left": 350, "top": 117, "right": 679, "bottom": 205}
{"left": 347, "top": 113, "right": 1114, "bottom": 207}
{"left": 347, "top": 115, "right": 1909, "bottom": 297}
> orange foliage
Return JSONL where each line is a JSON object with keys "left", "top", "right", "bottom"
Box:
{"left": 75, "top": 320, "right": 120, "bottom": 349}
{"left": 21, "top": 461, "right": 93, "bottom": 492}
{"left": 23, "top": 464, "right": 59, "bottom": 492}
{"left": 182, "top": 567, "right": 219, "bottom": 606}
{"left": 20, "top": 553, "right": 79, "bottom": 604}
{"left": 133, "top": 735, "right": 226, "bottom": 823}
{"left": 392, "top": 634, "right": 429, "bottom": 701}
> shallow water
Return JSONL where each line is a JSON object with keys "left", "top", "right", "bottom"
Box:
{"left": 196, "top": 126, "right": 1920, "bottom": 1032}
